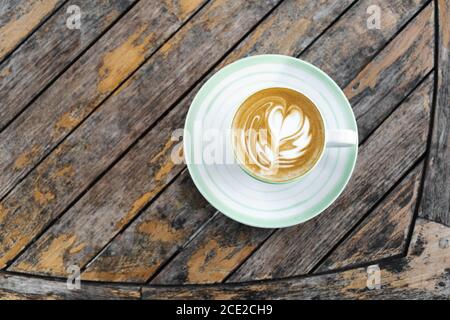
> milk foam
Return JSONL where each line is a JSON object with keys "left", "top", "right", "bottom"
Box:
{"left": 239, "top": 98, "right": 312, "bottom": 173}
{"left": 232, "top": 87, "right": 325, "bottom": 182}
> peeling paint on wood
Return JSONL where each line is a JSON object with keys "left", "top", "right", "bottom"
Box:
{"left": 53, "top": 165, "right": 76, "bottom": 180}
{"left": 33, "top": 188, "right": 55, "bottom": 206}
{"left": 5, "top": 0, "right": 281, "bottom": 275}
{"left": 97, "top": 25, "right": 154, "bottom": 94}
{"left": 420, "top": 0, "right": 450, "bottom": 226}
{"left": 142, "top": 219, "right": 450, "bottom": 299}
{"left": 53, "top": 113, "right": 80, "bottom": 133}
{"left": 229, "top": 76, "right": 432, "bottom": 281}
{"left": 0, "top": 0, "right": 137, "bottom": 131}
{"left": 317, "top": 162, "right": 423, "bottom": 272}
{"left": 0, "top": 0, "right": 207, "bottom": 203}
{"left": 0, "top": 0, "right": 62, "bottom": 61}
{"left": 13, "top": 146, "right": 41, "bottom": 170}
{"left": 186, "top": 239, "right": 255, "bottom": 284}
{"left": 148, "top": 0, "right": 434, "bottom": 285}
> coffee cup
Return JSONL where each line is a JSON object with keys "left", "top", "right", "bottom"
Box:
{"left": 231, "top": 87, "right": 357, "bottom": 183}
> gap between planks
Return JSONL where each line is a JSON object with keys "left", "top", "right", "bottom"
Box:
{"left": 0, "top": 1, "right": 282, "bottom": 272}
{"left": 219, "top": 1, "right": 435, "bottom": 283}
{"left": 0, "top": 0, "right": 69, "bottom": 66}
{"left": 0, "top": 0, "right": 434, "bottom": 284}
{"left": 81, "top": 0, "right": 432, "bottom": 284}
{"left": 0, "top": 0, "right": 141, "bottom": 133}
{"left": 0, "top": 0, "right": 213, "bottom": 269}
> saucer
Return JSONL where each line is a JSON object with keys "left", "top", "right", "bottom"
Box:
{"left": 184, "top": 55, "right": 358, "bottom": 228}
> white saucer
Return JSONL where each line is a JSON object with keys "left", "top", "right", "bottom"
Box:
{"left": 184, "top": 55, "right": 358, "bottom": 228}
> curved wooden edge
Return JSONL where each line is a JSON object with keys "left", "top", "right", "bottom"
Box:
{"left": 1, "top": 218, "right": 448, "bottom": 300}
{"left": 0, "top": 0, "right": 445, "bottom": 300}
{"left": 0, "top": 0, "right": 434, "bottom": 288}
{"left": 316, "top": 161, "right": 423, "bottom": 272}
{"left": 143, "top": 218, "right": 450, "bottom": 299}
{"left": 0, "top": 272, "right": 141, "bottom": 300}
{"left": 0, "top": 0, "right": 281, "bottom": 273}
{"left": 419, "top": 0, "right": 450, "bottom": 225}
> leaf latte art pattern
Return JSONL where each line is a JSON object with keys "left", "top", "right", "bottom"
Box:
{"left": 232, "top": 88, "right": 325, "bottom": 182}
{"left": 242, "top": 98, "right": 312, "bottom": 170}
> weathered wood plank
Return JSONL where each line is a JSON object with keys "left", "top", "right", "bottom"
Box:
{"left": 299, "top": 0, "right": 429, "bottom": 87}
{"left": 3, "top": 218, "right": 449, "bottom": 300}
{"left": 3, "top": 0, "right": 432, "bottom": 282}
{"left": 0, "top": 0, "right": 65, "bottom": 62}
{"left": 142, "top": 219, "right": 450, "bottom": 299}
{"left": 0, "top": 0, "right": 428, "bottom": 202}
{"left": 1, "top": 0, "right": 281, "bottom": 272}
{"left": 89, "top": 0, "right": 432, "bottom": 285}
{"left": 348, "top": 3, "right": 435, "bottom": 140}
{"left": 152, "top": 212, "right": 270, "bottom": 285}
{"left": 420, "top": 0, "right": 450, "bottom": 226}
{"left": 81, "top": 170, "right": 217, "bottom": 283}
{"left": 151, "top": 3, "right": 435, "bottom": 285}
{"left": 316, "top": 161, "right": 423, "bottom": 272}
{"left": 228, "top": 76, "right": 432, "bottom": 282}
{"left": 0, "top": 272, "right": 140, "bottom": 300}
{"left": 0, "top": 0, "right": 207, "bottom": 200}
{"left": 0, "top": 0, "right": 137, "bottom": 131}
{"left": 18, "top": 0, "right": 357, "bottom": 282}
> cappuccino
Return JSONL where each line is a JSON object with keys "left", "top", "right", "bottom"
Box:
{"left": 232, "top": 87, "right": 325, "bottom": 183}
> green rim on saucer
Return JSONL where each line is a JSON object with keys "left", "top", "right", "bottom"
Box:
{"left": 184, "top": 54, "right": 358, "bottom": 228}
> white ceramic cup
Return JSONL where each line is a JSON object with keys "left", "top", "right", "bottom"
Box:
{"left": 232, "top": 88, "right": 358, "bottom": 184}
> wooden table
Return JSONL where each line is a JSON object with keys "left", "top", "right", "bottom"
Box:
{"left": 0, "top": 0, "right": 448, "bottom": 300}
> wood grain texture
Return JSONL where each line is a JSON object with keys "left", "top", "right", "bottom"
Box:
{"left": 151, "top": 3, "right": 434, "bottom": 285}
{"left": 348, "top": 3, "right": 435, "bottom": 140}
{"left": 223, "top": 0, "right": 356, "bottom": 62}
{"left": 4, "top": 0, "right": 281, "bottom": 274}
{"left": 0, "top": 0, "right": 207, "bottom": 201}
{"left": 152, "top": 213, "right": 270, "bottom": 285}
{"left": 142, "top": 219, "right": 450, "bottom": 299}
{"left": 2, "top": 219, "right": 449, "bottom": 300}
{"left": 298, "top": 0, "right": 428, "bottom": 88}
{"left": 316, "top": 162, "right": 423, "bottom": 272}
{"left": 81, "top": 170, "right": 217, "bottom": 283}
{"left": 0, "top": 0, "right": 443, "bottom": 298}
{"left": 0, "top": 0, "right": 209, "bottom": 268}
{"left": 61, "top": 0, "right": 357, "bottom": 283}
{"left": 228, "top": 76, "right": 432, "bottom": 282}
{"left": 0, "top": 0, "right": 137, "bottom": 131}
{"left": 0, "top": 272, "right": 140, "bottom": 300}
{"left": 0, "top": 0, "right": 65, "bottom": 62}
{"left": 420, "top": 0, "right": 450, "bottom": 226}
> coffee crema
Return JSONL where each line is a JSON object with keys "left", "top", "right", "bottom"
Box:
{"left": 232, "top": 87, "right": 325, "bottom": 182}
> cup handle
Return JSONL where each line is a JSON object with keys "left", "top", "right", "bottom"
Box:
{"left": 326, "top": 129, "right": 358, "bottom": 148}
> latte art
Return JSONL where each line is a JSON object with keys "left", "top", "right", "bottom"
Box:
{"left": 232, "top": 88, "right": 325, "bottom": 182}
{"left": 243, "top": 98, "right": 312, "bottom": 171}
